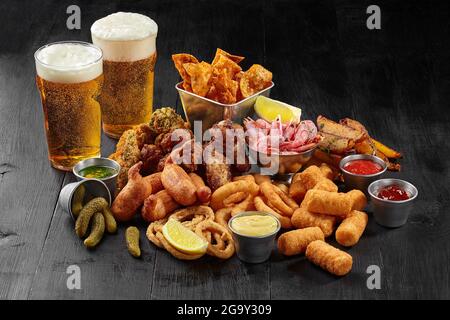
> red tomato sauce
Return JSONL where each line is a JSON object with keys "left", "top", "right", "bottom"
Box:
{"left": 343, "top": 159, "right": 383, "bottom": 175}
{"left": 377, "top": 185, "right": 410, "bottom": 201}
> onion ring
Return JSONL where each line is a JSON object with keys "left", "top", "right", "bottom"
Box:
{"left": 232, "top": 175, "right": 256, "bottom": 183}
{"left": 195, "top": 221, "right": 235, "bottom": 259}
{"left": 170, "top": 206, "right": 215, "bottom": 230}
{"left": 215, "top": 207, "right": 233, "bottom": 229}
{"left": 223, "top": 191, "right": 248, "bottom": 207}
{"left": 210, "top": 180, "right": 259, "bottom": 210}
{"left": 146, "top": 218, "right": 168, "bottom": 248}
{"left": 260, "top": 182, "right": 297, "bottom": 217}
{"left": 231, "top": 194, "right": 255, "bottom": 216}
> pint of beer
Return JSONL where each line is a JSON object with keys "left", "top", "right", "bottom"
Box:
{"left": 91, "top": 12, "right": 158, "bottom": 138}
{"left": 35, "top": 41, "right": 103, "bottom": 171}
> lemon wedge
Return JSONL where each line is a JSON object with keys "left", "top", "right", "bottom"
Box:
{"left": 254, "top": 96, "right": 302, "bottom": 124}
{"left": 162, "top": 219, "right": 208, "bottom": 255}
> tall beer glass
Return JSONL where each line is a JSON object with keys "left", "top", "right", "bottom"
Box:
{"left": 35, "top": 41, "right": 103, "bottom": 171}
{"left": 91, "top": 12, "right": 158, "bottom": 138}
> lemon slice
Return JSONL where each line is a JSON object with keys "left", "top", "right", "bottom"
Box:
{"left": 162, "top": 219, "right": 208, "bottom": 255}
{"left": 254, "top": 96, "right": 302, "bottom": 124}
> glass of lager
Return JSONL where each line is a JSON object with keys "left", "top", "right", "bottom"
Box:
{"left": 91, "top": 12, "right": 158, "bottom": 138}
{"left": 34, "top": 41, "right": 103, "bottom": 171}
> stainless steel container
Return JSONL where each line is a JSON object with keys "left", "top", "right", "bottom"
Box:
{"left": 228, "top": 211, "right": 280, "bottom": 264}
{"left": 339, "top": 154, "right": 387, "bottom": 194}
{"left": 59, "top": 179, "right": 111, "bottom": 221}
{"left": 176, "top": 81, "right": 274, "bottom": 131}
{"left": 73, "top": 157, "right": 120, "bottom": 198}
{"left": 249, "top": 146, "right": 317, "bottom": 180}
{"left": 368, "top": 179, "right": 418, "bottom": 228}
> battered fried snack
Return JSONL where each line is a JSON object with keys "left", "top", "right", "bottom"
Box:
{"left": 215, "top": 207, "right": 233, "bottom": 229}
{"left": 205, "top": 150, "right": 232, "bottom": 191}
{"left": 75, "top": 197, "right": 109, "bottom": 238}
{"left": 347, "top": 189, "right": 367, "bottom": 211}
{"left": 189, "top": 173, "right": 212, "bottom": 204}
{"left": 210, "top": 180, "right": 259, "bottom": 210}
{"left": 305, "top": 240, "right": 353, "bottom": 276}
{"left": 146, "top": 218, "right": 167, "bottom": 248}
{"left": 260, "top": 182, "right": 298, "bottom": 217}
{"left": 111, "top": 162, "right": 153, "bottom": 222}
{"left": 195, "top": 221, "right": 235, "bottom": 259}
{"left": 83, "top": 212, "right": 105, "bottom": 248}
{"left": 291, "top": 207, "right": 336, "bottom": 237}
{"left": 274, "top": 183, "right": 289, "bottom": 195}
{"left": 230, "top": 194, "right": 255, "bottom": 216}
{"left": 125, "top": 226, "right": 141, "bottom": 258}
{"left": 254, "top": 196, "right": 292, "bottom": 229}
{"left": 161, "top": 164, "right": 197, "bottom": 206}
{"left": 335, "top": 210, "right": 368, "bottom": 247}
{"left": 304, "top": 190, "right": 352, "bottom": 217}
{"left": 289, "top": 181, "right": 307, "bottom": 203}
{"left": 319, "top": 163, "right": 335, "bottom": 180}
{"left": 313, "top": 179, "right": 338, "bottom": 192}
{"left": 233, "top": 175, "right": 255, "bottom": 183}
{"left": 294, "top": 165, "right": 324, "bottom": 189}
{"left": 102, "top": 206, "right": 117, "bottom": 234}
{"left": 143, "top": 172, "right": 164, "bottom": 194}
{"left": 278, "top": 227, "right": 324, "bottom": 256}
{"left": 156, "top": 232, "right": 205, "bottom": 260}
{"left": 140, "top": 144, "right": 164, "bottom": 175}
{"left": 170, "top": 206, "right": 215, "bottom": 230}
{"left": 223, "top": 191, "right": 247, "bottom": 207}
{"left": 253, "top": 174, "right": 271, "bottom": 185}
{"left": 141, "top": 190, "right": 181, "bottom": 222}
{"left": 71, "top": 185, "right": 85, "bottom": 218}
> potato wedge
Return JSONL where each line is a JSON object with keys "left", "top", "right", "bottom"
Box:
{"left": 372, "top": 138, "right": 402, "bottom": 159}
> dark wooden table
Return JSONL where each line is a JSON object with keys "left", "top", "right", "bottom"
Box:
{"left": 0, "top": 0, "right": 449, "bottom": 300}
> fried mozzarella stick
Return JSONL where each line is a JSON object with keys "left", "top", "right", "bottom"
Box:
{"left": 312, "top": 179, "right": 338, "bottom": 192}
{"left": 335, "top": 210, "right": 368, "bottom": 247}
{"left": 347, "top": 190, "right": 367, "bottom": 211}
{"left": 319, "top": 163, "right": 335, "bottom": 180}
{"left": 291, "top": 208, "right": 336, "bottom": 237}
{"left": 304, "top": 190, "right": 352, "bottom": 217}
{"left": 305, "top": 240, "right": 353, "bottom": 276}
{"left": 278, "top": 227, "right": 324, "bottom": 256}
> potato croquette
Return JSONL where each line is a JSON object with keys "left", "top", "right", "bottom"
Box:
{"left": 335, "top": 210, "right": 368, "bottom": 247}
{"left": 347, "top": 189, "right": 367, "bottom": 211}
{"left": 305, "top": 240, "right": 353, "bottom": 276}
{"left": 313, "top": 179, "right": 338, "bottom": 192}
{"left": 291, "top": 207, "right": 336, "bottom": 237}
{"left": 278, "top": 227, "right": 324, "bottom": 256}
{"left": 304, "top": 190, "right": 352, "bottom": 217}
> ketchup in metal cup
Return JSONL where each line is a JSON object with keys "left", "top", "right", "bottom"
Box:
{"left": 343, "top": 159, "right": 383, "bottom": 175}
{"left": 377, "top": 185, "right": 410, "bottom": 201}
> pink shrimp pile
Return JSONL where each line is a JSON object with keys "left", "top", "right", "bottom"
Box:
{"left": 244, "top": 117, "right": 321, "bottom": 155}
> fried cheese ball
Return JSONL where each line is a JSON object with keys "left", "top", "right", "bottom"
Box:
{"left": 291, "top": 207, "right": 336, "bottom": 237}
{"left": 305, "top": 240, "right": 353, "bottom": 276}
{"left": 335, "top": 210, "right": 368, "bottom": 247}
{"left": 277, "top": 227, "right": 324, "bottom": 256}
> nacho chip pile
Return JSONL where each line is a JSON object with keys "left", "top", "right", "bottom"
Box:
{"left": 172, "top": 49, "right": 272, "bottom": 105}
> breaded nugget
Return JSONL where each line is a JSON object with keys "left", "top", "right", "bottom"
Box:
{"left": 347, "top": 189, "right": 367, "bottom": 211}
{"left": 304, "top": 190, "right": 352, "bottom": 217}
{"left": 336, "top": 210, "right": 368, "bottom": 247}
{"left": 278, "top": 227, "right": 324, "bottom": 256}
{"left": 306, "top": 240, "right": 353, "bottom": 276}
{"left": 313, "top": 179, "right": 338, "bottom": 192}
{"left": 291, "top": 207, "right": 336, "bottom": 237}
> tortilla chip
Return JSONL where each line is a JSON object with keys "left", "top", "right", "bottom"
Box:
{"left": 208, "top": 68, "right": 238, "bottom": 104}
{"left": 183, "top": 61, "right": 213, "bottom": 97}
{"left": 212, "top": 54, "right": 242, "bottom": 79}
{"left": 239, "top": 64, "right": 272, "bottom": 98}
{"left": 212, "top": 48, "right": 245, "bottom": 65}
{"left": 172, "top": 53, "right": 199, "bottom": 86}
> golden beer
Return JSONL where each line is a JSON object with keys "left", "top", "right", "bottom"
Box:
{"left": 91, "top": 12, "right": 158, "bottom": 138}
{"left": 35, "top": 42, "right": 103, "bottom": 171}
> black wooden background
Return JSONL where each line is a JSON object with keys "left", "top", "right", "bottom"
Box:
{"left": 0, "top": 0, "right": 449, "bottom": 300}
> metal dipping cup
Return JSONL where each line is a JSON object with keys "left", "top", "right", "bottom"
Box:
{"left": 58, "top": 179, "right": 111, "bottom": 221}
{"left": 339, "top": 154, "right": 387, "bottom": 195}
{"left": 73, "top": 157, "right": 120, "bottom": 198}
{"left": 228, "top": 211, "right": 281, "bottom": 264}
{"left": 368, "top": 179, "right": 418, "bottom": 228}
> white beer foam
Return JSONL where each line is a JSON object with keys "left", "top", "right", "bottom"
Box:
{"left": 35, "top": 43, "right": 103, "bottom": 83}
{"left": 91, "top": 12, "right": 158, "bottom": 62}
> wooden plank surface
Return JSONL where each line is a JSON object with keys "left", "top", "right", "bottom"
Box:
{"left": 0, "top": 0, "right": 449, "bottom": 300}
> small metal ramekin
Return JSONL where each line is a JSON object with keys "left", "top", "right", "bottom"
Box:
{"left": 368, "top": 179, "right": 418, "bottom": 228}
{"left": 339, "top": 154, "right": 387, "bottom": 194}
{"left": 228, "top": 211, "right": 281, "bottom": 264}
{"left": 73, "top": 157, "right": 120, "bottom": 198}
{"left": 59, "top": 179, "right": 111, "bottom": 221}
